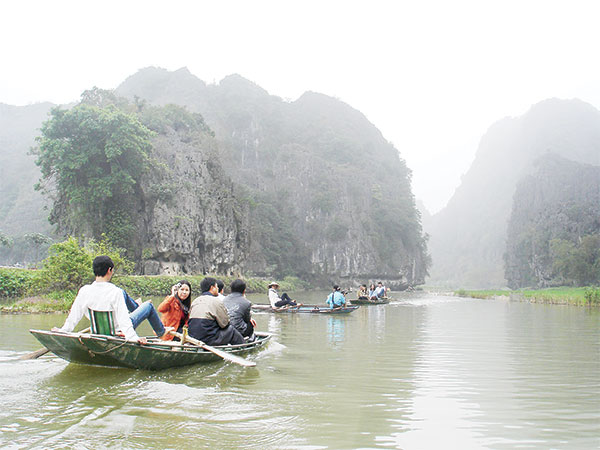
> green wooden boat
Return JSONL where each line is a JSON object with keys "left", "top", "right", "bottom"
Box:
{"left": 251, "top": 304, "right": 359, "bottom": 314}
{"left": 349, "top": 298, "right": 390, "bottom": 305}
{"left": 29, "top": 329, "right": 271, "bottom": 370}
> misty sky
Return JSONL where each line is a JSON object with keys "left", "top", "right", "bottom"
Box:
{"left": 2, "top": 0, "right": 599, "bottom": 213}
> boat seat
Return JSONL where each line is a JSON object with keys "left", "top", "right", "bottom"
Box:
{"left": 88, "top": 309, "right": 116, "bottom": 336}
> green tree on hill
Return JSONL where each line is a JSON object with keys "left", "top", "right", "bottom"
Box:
{"left": 32, "top": 94, "right": 155, "bottom": 253}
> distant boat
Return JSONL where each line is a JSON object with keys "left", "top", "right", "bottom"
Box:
{"left": 252, "top": 304, "right": 359, "bottom": 314}
{"left": 349, "top": 298, "right": 390, "bottom": 305}
{"left": 29, "top": 329, "right": 271, "bottom": 370}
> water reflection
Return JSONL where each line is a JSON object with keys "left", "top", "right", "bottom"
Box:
{"left": 1, "top": 293, "right": 599, "bottom": 449}
{"left": 326, "top": 316, "right": 345, "bottom": 347}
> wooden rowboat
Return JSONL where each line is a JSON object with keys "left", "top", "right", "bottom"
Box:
{"left": 251, "top": 304, "right": 359, "bottom": 314}
{"left": 29, "top": 329, "right": 271, "bottom": 371}
{"left": 349, "top": 298, "right": 390, "bottom": 305}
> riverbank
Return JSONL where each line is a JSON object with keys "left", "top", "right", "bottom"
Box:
{"left": 454, "top": 286, "right": 600, "bottom": 306}
{"left": 0, "top": 268, "right": 308, "bottom": 313}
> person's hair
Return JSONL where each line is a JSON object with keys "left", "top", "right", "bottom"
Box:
{"left": 217, "top": 279, "right": 225, "bottom": 293}
{"left": 175, "top": 280, "right": 192, "bottom": 303}
{"left": 377, "top": 281, "right": 383, "bottom": 285}
{"left": 362, "top": 284, "right": 367, "bottom": 288}
{"left": 200, "top": 277, "right": 217, "bottom": 293}
{"left": 333, "top": 284, "right": 340, "bottom": 291}
{"left": 92, "top": 255, "right": 114, "bottom": 277}
{"left": 230, "top": 279, "right": 246, "bottom": 294}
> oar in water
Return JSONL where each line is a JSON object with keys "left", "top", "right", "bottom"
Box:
{"left": 20, "top": 327, "right": 91, "bottom": 360}
{"left": 168, "top": 330, "right": 256, "bottom": 367}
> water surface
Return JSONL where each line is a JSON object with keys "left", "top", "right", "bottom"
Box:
{"left": 1, "top": 292, "right": 598, "bottom": 449}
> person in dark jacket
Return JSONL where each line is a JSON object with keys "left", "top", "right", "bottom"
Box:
{"left": 187, "top": 277, "right": 244, "bottom": 346}
{"left": 223, "top": 279, "right": 256, "bottom": 340}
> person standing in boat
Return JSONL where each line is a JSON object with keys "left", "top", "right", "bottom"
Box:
{"left": 52, "top": 255, "right": 170, "bottom": 343}
{"left": 157, "top": 280, "right": 192, "bottom": 341}
{"left": 223, "top": 279, "right": 256, "bottom": 341}
{"left": 187, "top": 277, "right": 245, "bottom": 346}
{"left": 268, "top": 281, "right": 299, "bottom": 308}
{"left": 326, "top": 285, "right": 347, "bottom": 309}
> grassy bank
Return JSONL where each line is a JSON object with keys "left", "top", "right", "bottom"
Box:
{"left": 455, "top": 286, "right": 600, "bottom": 306}
{"left": 0, "top": 268, "right": 309, "bottom": 313}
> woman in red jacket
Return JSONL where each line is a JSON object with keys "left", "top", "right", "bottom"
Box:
{"left": 158, "top": 280, "right": 192, "bottom": 341}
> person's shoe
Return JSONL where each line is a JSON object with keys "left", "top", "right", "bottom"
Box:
{"left": 158, "top": 326, "right": 175, "bottom": 337}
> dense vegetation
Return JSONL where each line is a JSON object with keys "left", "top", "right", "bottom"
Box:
{"left": 455, "top": 286, "right": 600, "bottom": 306}
{"left": 0, "top": 236, "right": 306, "bottom": 312}
{"left": 504, "top": 154, "right": 600, "bottom": 288}
{"left": 33, "top": 89, "right": 155, "bottom": 254}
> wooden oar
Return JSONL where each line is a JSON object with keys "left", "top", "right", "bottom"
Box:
{"left": 20, "top": 327, "right": 91, "bottom": 360}
{"left": 168, "top": 330, "right": 256, "bottom": 367}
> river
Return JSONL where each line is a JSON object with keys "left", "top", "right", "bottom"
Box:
{"left": 1, "top": 291, "right": 598, "bottom": 449}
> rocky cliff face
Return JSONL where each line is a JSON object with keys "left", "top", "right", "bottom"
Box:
{"left": 426, "top": 98, "right": 600, "bottom": 288}
{"left": 117, "top": 67, "right": 429, "bottom": 286}
{"left": 136, "top": 124, "right": 250, "bottom": 275}
{"left": 504, "top": 154, "right": 600, "bottom": 288}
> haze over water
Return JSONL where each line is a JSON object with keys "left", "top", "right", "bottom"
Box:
{"left": 1, "top": 291, "right": 598, "bottom": 449}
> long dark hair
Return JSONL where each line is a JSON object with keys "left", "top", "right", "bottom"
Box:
{"left": 174, "top": 280, "right": 192, "bottom": 315}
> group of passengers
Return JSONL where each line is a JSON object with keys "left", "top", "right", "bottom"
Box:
{"left": 356, "top": 281, "right": 388, "bottom": 300}
{"left": 54, "top": 255, "right": 256, "bottom": 347}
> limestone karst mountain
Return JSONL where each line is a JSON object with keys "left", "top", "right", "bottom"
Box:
{"left": 1, "top": 68, "right": 429, "bottom": 286}
{"left": 427, "top": 98, "right": 600, "bottom": 288}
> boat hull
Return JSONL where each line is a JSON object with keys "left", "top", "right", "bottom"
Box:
{"left": 349, "top": 298, "right": 390, "bottom": 305}
{"left": 29, "top": 329, "right": 271, "bottom": 370}
{"left": 251, "top": 305, "right": 359, "bottom": 314}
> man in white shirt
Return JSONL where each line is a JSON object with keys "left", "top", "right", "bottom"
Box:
{"left": 53, "top": 256, "right": 155, "bottom": 343}
{"left": 268, "top": 281, "right": 299, "bottom": 308}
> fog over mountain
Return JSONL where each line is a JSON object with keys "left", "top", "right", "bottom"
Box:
{"left": 0, "top": 68, "right": 429, "bottom": 286}
{"left": 426, "top": 98, "right": 600, "bottom": 288}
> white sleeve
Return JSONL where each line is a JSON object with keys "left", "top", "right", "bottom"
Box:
{"left": 60, "top": 287, "right": 87, "bottom": 332}
{"left": 268, "top": 290, "right": 279, "bottom": 307}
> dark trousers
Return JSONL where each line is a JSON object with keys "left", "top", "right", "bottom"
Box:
{"left": 275, "top": 293, "right": 297, "bottom": 307}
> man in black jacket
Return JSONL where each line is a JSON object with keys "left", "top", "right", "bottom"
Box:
{"left": 188, "top": 277, "right": 244, "bottom": 346}
{"left": 223, "top": 279, "right": 256, "bottom": 340}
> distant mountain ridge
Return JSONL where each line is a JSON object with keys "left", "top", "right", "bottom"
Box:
{"left": 427, "top": 98, "right": 600, "bottom": 288}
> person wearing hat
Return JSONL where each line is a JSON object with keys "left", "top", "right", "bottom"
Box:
{"left": 326, "top": 285, "right": 347, "bottom": 309}
{"left": 268, "top": 281, "right": 299, "bottom": 308}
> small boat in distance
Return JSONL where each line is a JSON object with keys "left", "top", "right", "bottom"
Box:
{"left": 349, "top": 298, "right": 390, "bottom": 305}
{"left": 252, "top": 304, "right": 359, "bottom": 314}
{"left": 29, "top": 329, "right": 271, "bottom": 370}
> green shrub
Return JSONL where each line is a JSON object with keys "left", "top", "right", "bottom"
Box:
{"left": 37, "top": 236, "right": 133, "bottom": 294}
{"left": 0, "top": 268, "right": 37, "bottom": 298}
{"left": 584, "top": 287, "right": 600, "bottom": 305}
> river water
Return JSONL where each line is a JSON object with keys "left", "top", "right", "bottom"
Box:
{"left": 0, "top": 291, "right": 598, "bottom": 449}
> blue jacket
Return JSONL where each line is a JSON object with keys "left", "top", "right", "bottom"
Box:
{"left": 326, "top": 291, "right": 346, "bottom": 308}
